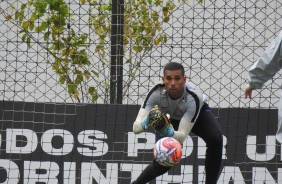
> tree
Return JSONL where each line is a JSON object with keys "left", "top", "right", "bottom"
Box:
{"left": 3, "top": 0, "right": 201, "bottom": 103}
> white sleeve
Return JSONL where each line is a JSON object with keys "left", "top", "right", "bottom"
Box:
{"left": 248, "top": 30, "right": 282, "bottom": 89}
{"left": 133, "top": 107, "right": 150, "bottom": 134}
{"left": 172, "top": 116, "right": 195, "bottom": 144}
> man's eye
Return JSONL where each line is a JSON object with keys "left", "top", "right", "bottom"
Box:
{"left": 166, "top": 77, "right": 172, "bottom": 80}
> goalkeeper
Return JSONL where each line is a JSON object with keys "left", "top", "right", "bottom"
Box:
{"left": 131, "top": 62, "right": 223, "bottom": 184}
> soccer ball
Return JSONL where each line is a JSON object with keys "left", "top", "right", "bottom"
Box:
{"left": 153, "top": 137, "right": 182, "bottom": 167}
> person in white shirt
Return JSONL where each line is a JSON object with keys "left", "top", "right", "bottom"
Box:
{"left": 245, "top": 30, "right": 282, "bottom": 143}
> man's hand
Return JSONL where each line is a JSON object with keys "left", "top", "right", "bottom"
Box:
{"left": 244, "top": 84, "right": 253, "bottom": 99}
{"left": 141, "top": 106, "right": 162, "bottom": 130}
{"left": 141, "top": 106, "right": 174, "bottom": 137}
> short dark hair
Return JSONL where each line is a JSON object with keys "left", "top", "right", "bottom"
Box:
{"left": 163, "top": 62, "right": 185, "bottom": 76}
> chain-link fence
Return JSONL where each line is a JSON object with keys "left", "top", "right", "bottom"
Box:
{"left": 1, "top": 1, "right": 282, "bottom": 183}
{"left": 0, "top": 0, "right": 282, "bottom": 108}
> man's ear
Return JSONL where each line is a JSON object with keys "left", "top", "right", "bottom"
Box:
{"left": 162, "top": 76, "right": 165, "bottom": 82}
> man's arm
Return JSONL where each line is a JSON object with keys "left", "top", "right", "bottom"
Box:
{"left": 248, "top": 31, "right": 282, "bottom": 90}
{"left": 133, "top": 107, "right": 150, "bottom": 133}
{"left": 172, "top": 97, "right": 202, "bottom": 144}
{"left": 133, "top": 84, "right": 161, "bottom": 133}
{"left": 172, "top": 117, "right": 195, "bottom": 144}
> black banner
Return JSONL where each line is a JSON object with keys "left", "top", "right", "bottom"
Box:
{"left": 0, "top": 101, "right": 281, "bottom": 184}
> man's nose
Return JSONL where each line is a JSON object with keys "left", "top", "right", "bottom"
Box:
{"left": 171, "top": 79, "right": 176, "bottom": 85}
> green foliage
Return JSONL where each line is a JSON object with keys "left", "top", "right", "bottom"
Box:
{"left": 6, "top": 0, "right": 204, "bottom": 103}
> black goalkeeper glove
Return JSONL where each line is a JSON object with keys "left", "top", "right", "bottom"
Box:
{"left": 141, "top": 106, "right": 174, "bottom": 137}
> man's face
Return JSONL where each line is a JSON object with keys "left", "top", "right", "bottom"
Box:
{"left": 162, "top": 69, "right": 186, "bottom": 99}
